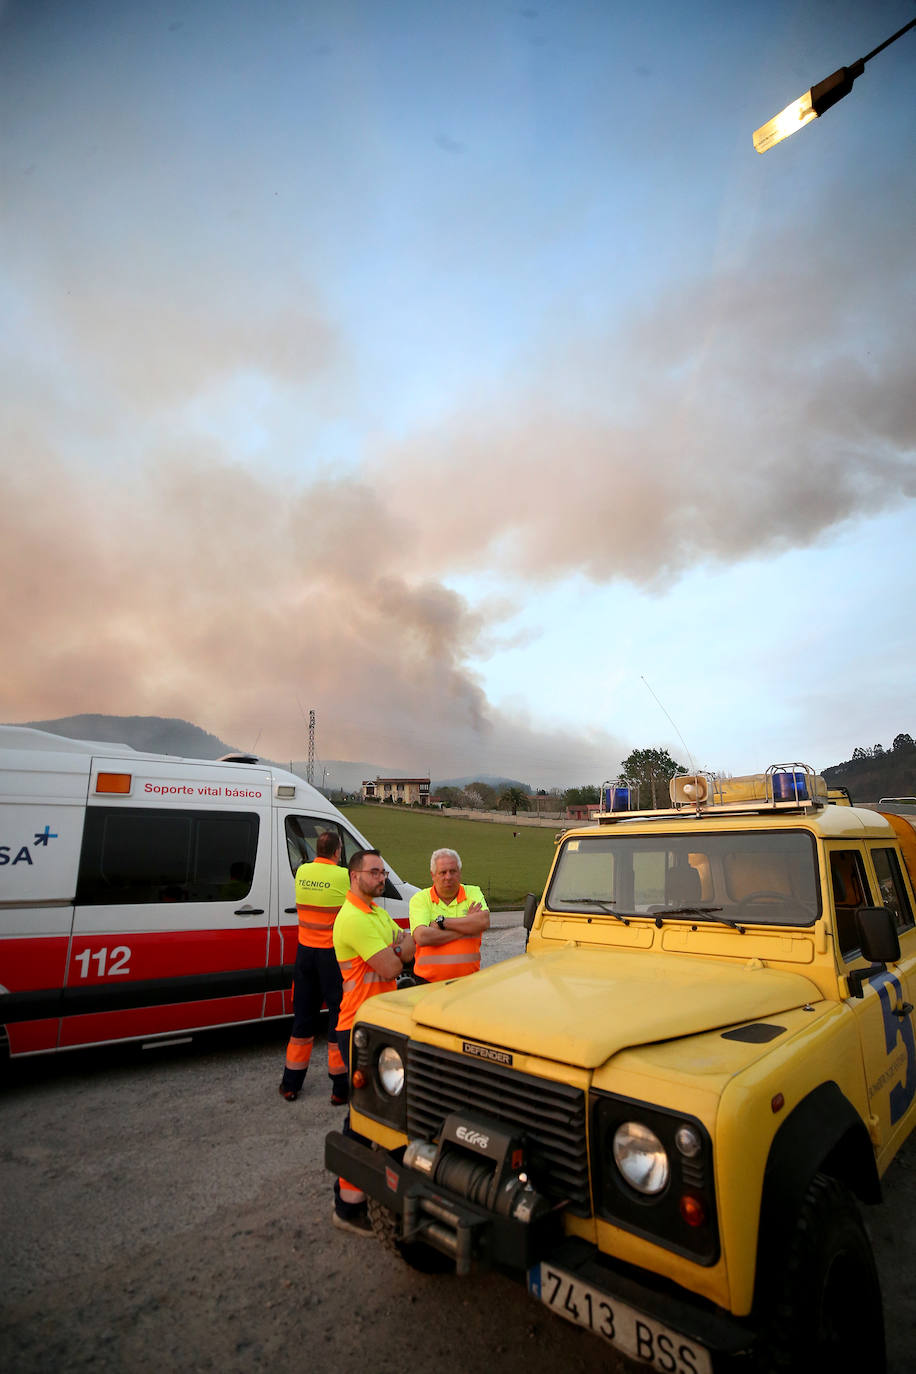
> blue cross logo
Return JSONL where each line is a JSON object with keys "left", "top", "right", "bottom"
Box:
{"left": 33, "top": 826, "right": 58, "bottom": 846}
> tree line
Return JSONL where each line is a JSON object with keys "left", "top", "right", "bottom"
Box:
{"left": 379, "top": 736, "right": 913, "bottom": 815}
{"left": 434, "top": 747, "right": 686, "bottom": 813}
{"left": 849, "top": 734, "right": 914, "bottom": 760}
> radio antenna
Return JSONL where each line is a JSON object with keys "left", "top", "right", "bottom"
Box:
{"left": 640, "top": 676, "right": 697, "bottom": 774}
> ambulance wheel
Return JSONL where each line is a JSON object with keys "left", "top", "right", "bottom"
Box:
{"left": 754, "top": 1174, "right": 884, "bottom": 1373}
{"left": 366, "top": 1196, "right": 452, "bottom": 1273}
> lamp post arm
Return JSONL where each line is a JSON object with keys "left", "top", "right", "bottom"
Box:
{"left": 861, "top": 16, "right": 916, "bottom": 66}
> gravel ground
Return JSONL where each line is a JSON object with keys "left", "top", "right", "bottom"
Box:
{"left": 2, "top": 919, "right": 915, "bottom": 1373}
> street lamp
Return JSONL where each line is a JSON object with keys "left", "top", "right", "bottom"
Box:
{"left": 753, "top": 17, "right": 915, "bottom": 153}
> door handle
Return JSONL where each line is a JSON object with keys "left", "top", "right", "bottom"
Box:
{"left": 234, "top": 906, "right": 265, "bottom": 917}
{"left": 284, "top": 907, "right": 298, "bottom": 914}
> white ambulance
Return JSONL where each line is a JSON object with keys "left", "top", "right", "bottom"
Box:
{"left": 0, "top": 725, "right": 418, "bottom": 1060}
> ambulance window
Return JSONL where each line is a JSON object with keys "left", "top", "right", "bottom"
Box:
{"left": 76, "top": 807, "right": 259, "bottom": 904}
{"left": 285, "top": 816, "right": 351, "bottom": 875}
{"left": 870, "top": 848, "right": 914, "bottom": 934}
{"left": 284, "top": 817, "right": 398, "bottom": 896}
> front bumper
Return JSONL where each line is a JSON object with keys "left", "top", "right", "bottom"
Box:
{"left": 325, "top": 1130, "right": 753, "bottom": 1367}
{"left": 326, "top": 1129, "right": 562, "bottom": 1272}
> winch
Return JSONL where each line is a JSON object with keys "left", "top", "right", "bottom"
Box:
{"left": 398, "top": 1112, "right": 552, "bottom": 1272}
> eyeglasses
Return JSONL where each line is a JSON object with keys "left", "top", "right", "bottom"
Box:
{"left": 362, "top": 866, "right": 389, "bottom": 878}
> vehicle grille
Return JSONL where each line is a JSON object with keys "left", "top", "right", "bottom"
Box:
{"left": 406, "top": 1041, "right": 591, "bottom": 1215}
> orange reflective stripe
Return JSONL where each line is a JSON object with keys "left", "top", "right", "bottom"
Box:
{"left": 337, "top": 972, "right": 397, "bottom": 1030}
{"left": 338, "top": 955, "right": 359, "bottom": 994}
{"left": 297, "top": 901, "right": 343, "bottom": 949}
{"left": 414, "top": 933, "right": 481, "bottom": 982}
{"left": 339, "top": 978, "right": 392, "bottom": 1022}
{"left": 416, "top": 951, "right": 480, "bottom": 969}
{"left": 338, "top": 1180, "right": 365, "bottom": 1204}
{"left": 284, "top": 1036, "right": 314, "bottom": 1071}
{"left": 328, "top": 1041, "right": 345, "bottom": 1076}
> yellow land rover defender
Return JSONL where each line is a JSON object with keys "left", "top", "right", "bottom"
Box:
{"left": 326, "top": 765, "right": 916, "bottom": 1372}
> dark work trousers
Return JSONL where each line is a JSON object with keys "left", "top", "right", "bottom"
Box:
{"left": 334, "top": 1030, "right": 371, "bottom": 1219}
{"left": 280, "top": 944, "right": 347, "bottom": 1099}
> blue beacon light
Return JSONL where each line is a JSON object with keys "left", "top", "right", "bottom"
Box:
{"left": 773, "top": 771, "right": 809, "bottom": 802}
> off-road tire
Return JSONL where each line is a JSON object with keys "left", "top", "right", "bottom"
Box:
{"left": 755, "top": 1173, "right": 885, "bottom": 1374}
{"left": 366, "top": 1195, "right": 452, "bottom": 1273}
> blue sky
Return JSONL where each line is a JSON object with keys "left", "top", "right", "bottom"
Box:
{"left": 1, "top": 0, "right": 913, "bottom": 786}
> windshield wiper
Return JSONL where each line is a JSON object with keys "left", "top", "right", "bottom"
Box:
{"left": 562, "top": 898, "right": 630, "bottom": 927}
{"left": 660, "top": 905, "right": 745, "bottom": 933}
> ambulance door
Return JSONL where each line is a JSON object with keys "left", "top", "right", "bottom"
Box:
{"left": 0, "top": 746, "right": 89, "bottom": 1056}
{"left": 323, "top": 813, "right": 414, "bottom": 929}
{"left": 59, "top": 760, "right": 273, "bottom": 1049}
{"left": 269, "top": 810, "right": 354, "bottom": 1018}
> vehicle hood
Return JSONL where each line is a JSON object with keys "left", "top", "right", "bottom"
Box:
{"left": 410, "top": 947, "right": 822, "bottom": 1069}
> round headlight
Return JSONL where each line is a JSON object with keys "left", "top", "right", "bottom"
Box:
{"left": 353, "top": 1026, "right": 369, "bottom": 1050}
{"left": 613, "top": 1121, "right": 669, "bottom": 1195}
{"left": 377, "top": 1046, "right": 405, "bottom": 1096}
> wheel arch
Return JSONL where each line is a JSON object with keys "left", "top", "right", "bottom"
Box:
{"left": 754, "top": 1080, "right": 879, "bottom": 1306}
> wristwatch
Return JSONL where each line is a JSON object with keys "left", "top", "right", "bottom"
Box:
{"left": 393, "top": 941, "right": 403, "bottom": 959}
{"left": 436, "top": 914, "right": 446, "bottom": 930}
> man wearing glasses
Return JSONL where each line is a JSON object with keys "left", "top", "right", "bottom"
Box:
{"left": 331, "top": 848, "right": 416, "bottom": 1236}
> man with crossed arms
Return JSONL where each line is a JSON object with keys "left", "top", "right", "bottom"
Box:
{"left": 409, "top": 847, "right": 490, "bottom": 983}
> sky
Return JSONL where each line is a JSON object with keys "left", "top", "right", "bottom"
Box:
{"left": 1, "top": 0, "right": 914, "bottom": 788}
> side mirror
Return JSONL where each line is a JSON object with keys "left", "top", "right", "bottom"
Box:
{"left": 523, "top": 892, "right": 539, "bottom": 931}
{"left": 848, "top": 907, "right": 902, "bottom": 998}
{"left": 856, "top": 906, "right": 901, "bottom": 965}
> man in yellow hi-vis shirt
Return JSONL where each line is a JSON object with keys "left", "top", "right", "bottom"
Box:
{"left": 409, "top": 847, "right": 490, "bottom": 983}
{"left": 332, "top": 848, "right": 416, "bottom": 1235}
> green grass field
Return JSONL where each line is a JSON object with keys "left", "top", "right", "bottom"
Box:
{"left": 339, "top": 805, "right": 559, "bottom": 909}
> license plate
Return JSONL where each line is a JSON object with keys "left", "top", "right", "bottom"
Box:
{"left": 528, "top": 1263, "right": 712, "bottom": 1374}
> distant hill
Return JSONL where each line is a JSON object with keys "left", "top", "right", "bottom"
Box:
{"left": 13, "top": 714, "right": 235, "bottom": 759}
{"left": 824, "top": 735, "right": 916, "bottom": 802}
{"left": 6, "top": 715, "right": 400, "bottom": 791}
